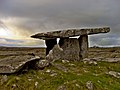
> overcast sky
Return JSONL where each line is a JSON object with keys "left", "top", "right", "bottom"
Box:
{"left": 0, "top": 0, "right": 120, "bottom": 47}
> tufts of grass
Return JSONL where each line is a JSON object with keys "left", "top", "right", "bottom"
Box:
{"left": 0, "top": 60, "right": 119, "bottom": 90}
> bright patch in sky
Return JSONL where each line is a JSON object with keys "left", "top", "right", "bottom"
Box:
{"left": 0, "top": 28, "right": 13, "bottom": 38}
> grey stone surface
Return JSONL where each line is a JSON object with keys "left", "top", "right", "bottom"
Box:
{"left": 59, "top": 38, "right": 80, "bottom": 61}
{"left": 31, "top": 27, "right": 110, "bottom": 40}
{"left": 35, "top": 59, "right": 49, "bottom": 69}
{"left": 0, "top": 55, "right": 40, "bottom": 74}
{"left": 79, "top": 35, "right": 88, "bottom": 58}
{"left": 83, "top": 57, "right": 120, "bottom": 63}
{"left": 46, "top": 44, "right": 63, "bottom": 61}
{"left": 46, "top": 38, "right": 81, "bottom": 61}
{"left": 106, "top": 71, "right": 120, "bottom": 78}
{"left": 1, "top": 75, "right": 8, "bottom": 84}
{"left": 57, "top": 85, "right": 66, "bottom": 90}
{"left": 51, "top": 62, "right": 68, "bottom": 72}
{"left": 86, "top": 81, "right": 94, "bottom": 90}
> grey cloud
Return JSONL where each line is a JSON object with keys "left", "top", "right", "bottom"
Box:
{"left": 89, "top": 34, "right": 120, "bottom": 47}
{"left": 0, "top": 0, "right": 120, "bottom": 46}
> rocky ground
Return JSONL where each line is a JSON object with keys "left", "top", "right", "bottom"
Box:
{"left": 0, "top": 47, "right": 120, "bottom": 90}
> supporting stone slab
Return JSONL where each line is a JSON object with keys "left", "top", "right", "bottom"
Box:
{"left": 59, "top": 38, "right": 80, "bottom": 61}
{"left": 46, "top": 38, "right": 81, "bottom": 61}
{"left": 79, "top": 35, "right": 88, "bottom": 58}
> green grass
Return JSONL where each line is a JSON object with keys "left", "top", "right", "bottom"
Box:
{"left": 0, "top": 60, "right": 120, "bottom": 90}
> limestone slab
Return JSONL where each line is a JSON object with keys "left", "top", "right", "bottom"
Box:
{"left": 0, "top": 55, "right": 40, "bottom": 74}
{"left": 59, "top": 38, "right": 80, "bottom": 61}
{"left": 31, "top": 27, "right": 110, "bottom": 40}
{"left": 79, "top": 35, "right": 88, "bottom": 58}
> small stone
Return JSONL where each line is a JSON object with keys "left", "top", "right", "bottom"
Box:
{"left": 50, "top": 73, "right": 57, "bottom": 77}
{"left": 93, "top": 61, "right": 97, "bottom": 65}
{"left": 15, "top": 77, "right": 20, "bottom": 81}
{"left": 88, "top": 61, "right": 97, "bottom": 65}
{"left": 75, "top": 83, "right": 80, "bottom": 88}
{"left": 1, "top": 75, "right": 8, "bottom": 84}
{"left": 28, "top": 79, "right": 32, "bottom": 81}
{"left": 97, "top": 80, "right": 101, "bottom": 83}
{"left": 86, "top": 81, "right": 93, "bottom": 90}
{"left": 83, "top": 58, "right": 90, "bottom": 61}
{"left": 77, "top": 73, "right": 82, "bottom": 76}
{"left": 35, "top": 82, "right": 38, "bottom": 87}
{"left": 35, "top": 59, "right": 49, "bottom": 69}
{"left": 46, "top": 69, "right": 51, "bottom": 73}
{"left": 57, "top": 85, "right": 66, "bottom": 90}
{"left": 2, "top": 75, "right": 7, "bottom": 82}
{"left": 107, "top": 71, "right": 120, "bottom": 78}
{"left": 62, "top": 60, "right": 69, "bottom": 63}
{"left": 12, "top": 84, "right": 17, "bottom": 88}
{"left": 93, "top": 73, "right": 99, "bottom": 76}
{"left": 51, "top": 63, "right": 68, "bottom": 73}
{"left": 68, "top": 63, "right": 76, "bottom": 66}
{"left": 83, "top": 61, "right": 87, "bottom": 64}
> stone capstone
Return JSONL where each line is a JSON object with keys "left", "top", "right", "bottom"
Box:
{"left": 31, "top": 27, "right": 110, "bottom": 40}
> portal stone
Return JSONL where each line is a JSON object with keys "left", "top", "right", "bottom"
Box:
{"left": 79, "top": 35, "right": 88, "bottom": 58}
{"left": 46, "top": 38, "right": 81, "bottom": 61}
{"left": 59, "top": 38, "right": 80, "bottom": 61}
{"left": 46, "top": 44, "right": 63, "bottom": 61}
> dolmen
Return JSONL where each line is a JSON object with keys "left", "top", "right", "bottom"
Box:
{"left": 31, "top": 27, "right": 110, "bottom": 61}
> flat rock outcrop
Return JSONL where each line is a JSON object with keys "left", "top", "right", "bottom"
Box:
{"left": 0, "top": 55, "right": 40, "bottom": 74}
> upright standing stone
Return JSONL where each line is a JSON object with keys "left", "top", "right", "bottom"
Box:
{"left": 46, "top": 44, "right": 63, "bottom": 61}
{"left": 59, "top": 38, "right": 80, "bottom": 61}
{"left": 79, "top": 35, "right": 88, "bottom": 58}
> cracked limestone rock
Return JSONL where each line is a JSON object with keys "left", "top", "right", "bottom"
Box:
{"left": 86, "top": 81, "right": 94, "bottom": 90}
